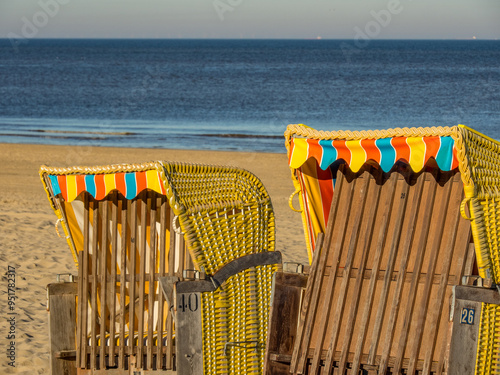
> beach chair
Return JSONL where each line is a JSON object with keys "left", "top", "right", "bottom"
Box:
{"left": 40, "top": 161, "right": 280, "bottom": 375}
{"left": 264, "top": 125, "right": 500, "bottom": 374}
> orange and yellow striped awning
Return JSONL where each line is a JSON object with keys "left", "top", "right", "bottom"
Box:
{"left": 289, "top": 136, "right": 459, "bottom": 172}
{"left": 48, "top": 169, "right": 166, "bottom": 202}
{"left": 288, "top": 132, "right": 460, "bottom": 262}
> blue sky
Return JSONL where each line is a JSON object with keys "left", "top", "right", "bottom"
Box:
{"left": 1, "top": 0, "right": 499, "bottom": 39}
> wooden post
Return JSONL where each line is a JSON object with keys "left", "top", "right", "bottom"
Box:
{"left": 47, "top": 282, "right": 78, "bottom": 375}
{"left": 174, "top": 290, "right": 203, "bottom": 375}
{"left": 264, "top": 272, "right": 309, "bottom": 375}
{"left": 448, "top": 286, "right": 500, "bottom": 374}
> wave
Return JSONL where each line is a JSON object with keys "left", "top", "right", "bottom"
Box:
{"left": 29, "top": 129, "right": 136, "bottom": 136}
{"left": 1, "top": 130, "right": 280, "bottom": 139}
{"left": 200, "top": 133, "right": 282, "bottom": 139}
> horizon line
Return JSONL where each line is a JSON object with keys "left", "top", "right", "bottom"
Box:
{"left": 1, "top": 36, "right": 499, "bottom": 41}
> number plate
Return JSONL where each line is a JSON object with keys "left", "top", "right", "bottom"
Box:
{"left": 460, "top": 307, "right": 475, "bottom": 325}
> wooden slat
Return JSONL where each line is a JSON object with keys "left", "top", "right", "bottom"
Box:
{"left": 109, "top": 193, "right": 119, "bottom": 367}
{"left": 147, "top": 194, "right": 157, "bottom": 369}
{"left": 350, "top": 172, "right": 397, "bottom": 374}
{"left": 128, "top": 199, "right": 137, "bottom": 366}
{"left": 290, "top": 168, "right": 349, "bottom": 374}
{"left": 462, "top": 242, "right": 477, "bottom": 282}
{"left": 118, "top": 198, "right": 129, "bottom": 368}
{"left": 166, "top": 208, "right": 176, "bottom": 369}
{"left": 137, "top": 195, "right": 148, "bottom": 369}
{"left": 157, "top": 197, "right": 167, "bottom": 370}
{"left": 377, "top": 173, "right": 426, "bottom": 373}
{"left": 79, "top": 194, "right": 90, "bottom": 368}
{"left": 99, "top": 199, "right": 109, "bottom": 370}
{"left": 90, "top": 200, "right": 99, "bottom": 370}
{"left": 76, "top": 250, "right": 84, "bottom": 368}
{"left": 321, "top": 175, "right": 371, "bottom": 372}
{"left": 178, "top": 231, "right": 186, "bottom": 279}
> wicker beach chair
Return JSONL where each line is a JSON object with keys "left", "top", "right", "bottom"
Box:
{"left": 40, "top": 161, "right": 280, "bottom": 375}
{"left": 264, "top": 125, "right": 500, "bottom": 374}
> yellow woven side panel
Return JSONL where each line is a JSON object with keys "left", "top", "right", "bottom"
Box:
{"left": 160, "top": 162, "right": 277, "bottom": 375}
{"left": 481, "top": 197, "right": 500, "bottom": 282}
{"left": 201, "top": 264, "right": 276, "bottom": 375}
{"left": 476, "top": 303, "right": 500, "bottom": 374}
{"left": 180, "top": 202, "right": 275, "bottom": 274}
{"left": 457, "top": 126, "right": 500, "bottom": 283}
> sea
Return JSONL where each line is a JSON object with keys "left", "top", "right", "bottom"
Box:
{"left": 0, "top": 39, "right": 499, "bottom": 153}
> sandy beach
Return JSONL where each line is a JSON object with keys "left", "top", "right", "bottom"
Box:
{"left": 0, "top": 142, "right": 307, "bottom": 374}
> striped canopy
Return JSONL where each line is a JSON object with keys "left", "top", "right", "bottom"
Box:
{"left": 47, "top": 169, "right": 166, "bottom": 202}
{"left": 286, "top": 126, "right": 461, "bottom": 263}
{"left": 289, "top": 136, "right": 459, "bottom": 172}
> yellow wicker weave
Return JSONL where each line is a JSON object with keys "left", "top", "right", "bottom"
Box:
{"left": 476, "top": 303, "right": 500, "bottom": 374}
{"left": 160, "top": 162, "right": 277, "bottom": 375}
{"left": 284, "top": 124, "right": 500, "bottom": 375}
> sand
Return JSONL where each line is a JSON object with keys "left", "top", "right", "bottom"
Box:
{"left": 0, "top": 142, "right": 307, "bottom": 374}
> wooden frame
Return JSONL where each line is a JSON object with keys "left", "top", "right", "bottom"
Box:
{"left": 266, "top": 163, "right": 478, "bottom": 374}
{"left": 45, "top": 188, "right": 192, "bottom": 374}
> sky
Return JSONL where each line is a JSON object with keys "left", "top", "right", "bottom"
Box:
{"left": 1, "top": 0, "right": 499, "bottom": 40}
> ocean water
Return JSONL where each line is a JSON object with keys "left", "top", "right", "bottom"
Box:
{"left": 0, "top": 39, "right": 499, "bottom": 153}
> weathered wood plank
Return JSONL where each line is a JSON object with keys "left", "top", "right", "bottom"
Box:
{"left": 448, "top": 290, "right": 483, "bottom": 375}
{"left": 147, "top": 194, "right": 157, "bottom": 369}
{"left": 108, "top": 193, "right": 119, "bottom": 367}
{"left": 128, "top": 199, "right": 138, "bottom": 367}
{"left": 264, "top": 272, "right": 309, "bottom": 375}
{"left": 137, "top": 195, "right": 148, "bottom": 369}
{"left": 118, "top": 198, "right": 128, "bottom": 368}
{"left": 174, "top": 290, "right": 203, "bottom": 375}
{"left": 48, "top": 282, "right": 78, "bottom": 375}
{"left": 166, "top": 208, "right": 176, "bottom": 370}
{"left": 90, "top": 199, "right": 99, "bottom": 370}
{"left": 99, "top": 199, "right": 109, "bottom": 370}
{"left": 79, "top": 194, "right": 90, "bottom": 368}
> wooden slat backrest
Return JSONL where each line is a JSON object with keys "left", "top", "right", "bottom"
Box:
{"left": 75, "top": 189, "right": 190, "bottom": 371}
{"left": 291, "top": 163, "right": 471, "bottom": 375}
